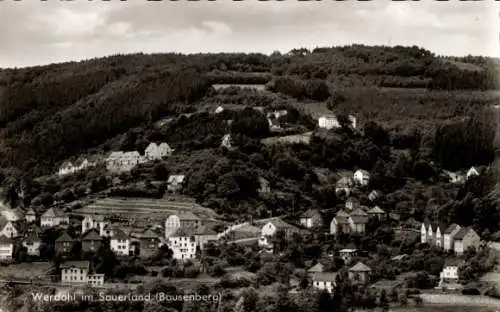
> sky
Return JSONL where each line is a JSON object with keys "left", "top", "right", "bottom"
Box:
{"left": 0, "top": 0, "right": 499, "bottom": 68}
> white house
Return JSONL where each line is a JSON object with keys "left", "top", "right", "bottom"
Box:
{"left": 144, "top": 142, "right": 173, "bottom": 161}
{"left": 453, "top": 227, "right": 481, "bottom": 255}
{"left": 81, "top": 215, "right": 108, "bottom": 237}
{"left": 58, "top": 161, "right": 76, "bottom": 176}
{"left": 330, "top": 210, "right": 351, "bottom": 235}
{"left": 466, "top": 167, "right": 479, "bottom": 180}
{"left": 221, "top": 134, "right": 232, "bottom": 149}
{"left": 311, "top": 272, "right": 337, "bottom": 293}
{"left": 25, "top": 208, "right": 36, "bottom": 223}
{"left": 439, "top": 259, "right": 463, "bottom": 289}
{"left": 348, "top": 115, "right": 357, "bottom": 129}
{"left": 348, "top": 208, "right": 369, "bottom": 233}
{"left": 168, "top": 228, "right": 197, "bottom": 260}
{"left": 60, "top": 261, "right": 104, "bottom": 286}
{"left": 261, "top": 219, "right": 299, "bottom": 238}
{"left": 106, "top": 151, "right": 145, "bottom": 173}
{"left": 167, "top": 175, "right": 185, "bottom": 193}
{"left": 110, "top": 229, "right": 130, "bottom": 257}
{"left": 299, "top": 209, "right": 323, "bottom": 229}
{"left": 353, "top": 169, "right": 370, "bottom": 186}
{"left": 214, "top": 106, "right": 224, "bottom": 114}
{"left": 40, "top": 208, "right": 69, "bottom": 228}
{"left": 368, "top": 190, "right": 380, "bottom": 202}
{"left": 22, "top": 234, "right": 42, "bottom": 256}
{"left": 318, "top": 115, "right": 341, "bottom": 130}
{"left": 0, "top": 217, "right": 18, "bottom": 238}
{"left": 0, "top": 235, "right": 13, "bottom": 261}
{"left": 443, "top": 224, "right": 461, "bottom": 251}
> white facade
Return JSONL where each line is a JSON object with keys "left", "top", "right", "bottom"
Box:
{"left": 40, "top": 208, "right": 69, "bottom": 228}
{"left": 311, "top": 275, "right": 336, "bottom": 293}
{"left": 61, "top": 265, "right": 104, "bottom": 286}
{"left": 440, "top": 266, "right": 459, "bottom": 282}
{"left": 318, "top": 115, "right": 341, "bottom": 130}
{"left": 261, "top": 222, "right": 278, "bottom": 237}
{"left": 214, "top": 106, "right": 224, "bottom": 114}
{"left": 81, "top": 215, "right": 108, "bottom": 237}
{"left": 348, "top": 115, "right": 357, "bottom": 129}
{"left": 300, "top": 217, "right": 313, "bottom": 228}
{"left": 168, "top": 235, "right": 197, "bottom": 260}
{"left": 221, "top": 134, "right": 232, "bottom": 149}
{"left": 145, "top": 142, "right": 172, "bottom": 161}
{"left": 0, "top": 221, "right": 17, "bottom": 238}
{"left": 444, "top": 226, "right": 461, "bottom": 251}
{"left": 466, "top": 167, "right": 479, "bottom": 180}
{"left": 23, "top": 239, "right": 41, "bottom": 256}
{"left": 0, "top": 238, "right": 13, "bottom": 261}
{"left": 106, "top": 151, "right": 146, "bottom": 173}
{"left": 353, "top": 170, "right": 370, "bottom": 186}
{"left": 420, "top": 223, "right": 427, "bottom": 244}
{"left": 110, "top": 237, "right": 130, "bottom": 256}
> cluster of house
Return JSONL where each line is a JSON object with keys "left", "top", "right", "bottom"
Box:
{"left": 106, "top": 142, "right": 173, "bottom": 173}
{"left": 58, "top": 156, "right": 101, "bottom": 176}
{"left": 57, "top": 142, "right": 173, "bottom": 176}
{"left": 420, "top": 222, "right": 481, "bottom": 255}
{"left": 335, "top": 169, "right": 370, "bottom": 196}
{"left": 308, "top": 261, "right": 372, "bottom": 293}
{"left": 442, "top": 166, "right": 480, "bottom": 184}
{"left": 318, "top": 114, "right": 357, "bottom": 131}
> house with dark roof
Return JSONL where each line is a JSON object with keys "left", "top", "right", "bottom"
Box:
{"left": 438, "top": 259, "right": 465, "bottom": 290}
{"left": 453, "top": 227, "right": 481, "bottom": 255}
{"left": 367, "top": 206, "right": 386, "bottom": 220}
{"left": 348, "top": 262, "right": 371, "bottom": 284}
{"left": 311, "top": 272, "right": 337, "bottom": 293}
{"left": 82, "top": 229, "right": 102, "bottom": 253}
{"left": 136, "top": 228, "right": 160, "bottom": 258}
{"left": 299, "top": 209, "right": 323, "bottom": 229}
{"left": 348, "top": 208, "right": 369, "bottom": 233}
{"left": 164, "top": 211, "right": 202, "bottom": 238}
{"left": 60, "top": 261, "right": 104, "bottom": 286}
{"left": 40, "top": 208, "right": 69, "bottom": 228}
{"left": 330, "top": 210, "right": 351, "bottom": 234}
{"left": 308, "top": 263, "right": 325, "bottom": 274}
{"left": 193, "top": 225, "right": 218, "bottom": 250}
{"left": 55, "top": 232, "right": 75, "bottom": 255}
{"left": 443, "top": 224, "right": 461, "bottom": 251}
{"left": 25, "top": 208, "right": 36, "bottom": 223}
{"left": 110, "top": 228, "right": 130, "bottom": 257}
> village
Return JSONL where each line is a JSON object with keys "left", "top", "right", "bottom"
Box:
{"left": 0, "top": 100, "right": 496, "bottom": 304}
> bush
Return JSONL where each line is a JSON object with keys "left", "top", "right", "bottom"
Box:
{"left": 462, "top": 287, "right": 481, "bottom": 296}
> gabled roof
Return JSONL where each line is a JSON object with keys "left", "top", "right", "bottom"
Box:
{"left": 0, "top": 235, "right": 13, "bottom": 244}
{"left": 140, "top": 228, "right": 160, "bottom": 239}
{"left": 168, "top": 175, "right": 185, "bottom": 184}
{"left": 26, "top": 208, "right": 36, "bottom": 215}
{"left": 349, "top": 262, "right": 371, "bottom": 272}
{"left": 454, "top": 227, "right": 477, "bottom": 240}
{"left": 178, "top": 211, "right": 200, "bottom": 221}
{"left": 311, "top": 272, "right": 337, "bottom": 282}
{"left": 444, "top": 223, "right": 461, "bottom": 234}
{"left": 367, "top": 206, "right": 385, "bottom": 214}
{"left": 308, "top": 263, "right": 324, "bottom": 273}
{"left": 61, "top": 261, "right": 90, "bottom": 270}
{"left": 82, "top": 229, "right": 102, "bottom": 241}
{"left": 334, "top": 210, "right": 350, "bottom": 224}
{"left": 349, "top": 215, "right": 370, "bottom": 224}
{"left": 350, "top": 208, "right": 368, "bottom": 216}
{"left": 41, "top": 207, "right": 66, "bottom": 218}
{"left": 24, "top": 233, "right": 41, "bottom": 244}
{"left": 301, "top": 209, "right": 322, "bottom": 219}
{"left": 55, "top": 232, "right": 74, "bottom": 243}
{"left": 111, "top": 228, "right": 129, "bottom": 240}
